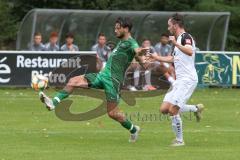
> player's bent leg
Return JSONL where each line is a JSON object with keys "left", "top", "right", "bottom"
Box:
{"left": 178, "top": 81, "right": 204, "bottom": 122}
{"left": 107, "top": 102, "right": 126, "bottom": 122}
{"left": 194, "top": 104, "right": 205, "bottom": 122}
{"left": 179, "top": 104, "right": 204, "bottom": 122}
{"left": 52, "top": 75, "right": 89, "bottom": 106}
{"left": 64, "top": 75, "right": 89, "bottom": 93}
{"left": 168, "top": 105, "right": 180, "bottom": 116}
{"left": 180, "top": 104, "right": 198, "bottom": 113}
{"left": 168, "top": 105, "right": 185, "bottom": 146}
{"left": 107, "top": 102, "right": 140, "bottom": 143}
{"left": 160, "top": 101, "right": 171, "bottom": 114}
{"left": 40, "top": 75, "right": 89, "bottom": 111}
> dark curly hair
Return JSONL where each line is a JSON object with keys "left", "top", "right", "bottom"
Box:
{"left": 169, "top": 13, "right": 185, "bottom": 28}
{"left": 115, "top": 17, "right": 133, "bottom": 31}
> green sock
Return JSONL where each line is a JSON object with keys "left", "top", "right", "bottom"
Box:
{"left": 121, "top": 119, "right": 137, "bottom": 134}
{"left": 52, "top": 90, "right": 70, "bottom": 106}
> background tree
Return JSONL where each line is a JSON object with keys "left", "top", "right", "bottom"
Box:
{"left": 0, "top": 0, "right": 17, "bottom": 49}
{"left": 1, "top": 0, "right": 240, "bottom": 50}
{"left": 194, "top": 0, "right": 240, "bottom": 51}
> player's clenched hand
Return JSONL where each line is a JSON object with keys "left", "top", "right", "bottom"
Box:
{"left": 138, "top": 47, "right": 150, "bottom": 56}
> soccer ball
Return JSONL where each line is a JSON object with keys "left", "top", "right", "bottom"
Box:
{"left": 31, "top": 75, "right": 48, "bottom": 91}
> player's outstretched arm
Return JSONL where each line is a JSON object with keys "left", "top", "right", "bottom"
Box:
{"left": 149, "top": 53, "right": 174, "bottom": 63}
{"left": 134, "top": 47, "right": 149, "bottom": 57}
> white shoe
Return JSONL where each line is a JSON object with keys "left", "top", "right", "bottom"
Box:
{"left": 194, "top": 104, "right": 205, "bottom": 122}
{"left": 129, "top": 125, "right": 140, "bottom": 143}
{"left": 128, "top": 86, "right": 138, "bottom": 91}
{"left": 39, "top": 91, "right": 55, "bottom": 111}
{"left": 171, "top": 139, "right": 185, "bottom": 147}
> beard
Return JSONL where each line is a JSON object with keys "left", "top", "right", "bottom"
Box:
{"left": 168, "top": 31, "right": 174, "bottom": 36}
{"left": 116, "top": 32, "right": 125, "bottom": 39}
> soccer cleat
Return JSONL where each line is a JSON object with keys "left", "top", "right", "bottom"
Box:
{"left": 194, "top": 104, "right": 205, "bottom": 122}
{"left": 129, "top": 125, "right": 141, "bottom": 143}
{"left": 170, "top": 139, "right": 185, "bottom": 147}
{"left": 39, "top": 91, "right": 55, "bottom": 111}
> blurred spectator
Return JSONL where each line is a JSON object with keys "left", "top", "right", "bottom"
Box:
{"left": 140, "top": 39, "right": 157, "bottom": 90}
{"left": 106, "top": 41, "right": 116, "bottom": 51}
{"left": 128, "top": 38, "right": 157, "bottom": 91}
{"left": 61, "top": 33, "right": 79, "bottom": 51}
{"left": 91, "top": 33, "right": 111, "bottom": 70}
{"left": 45, "top": 32, "right": 60, "bottom": 51}
{"left": 154, "top": 33, "right": 172, "bottom": 56}
{"left": 154, "top": 33, "right": 175, "bottom": 85}
{"left": 126, "top": 59, "right": 141, "bottom": 91}
{"left": 28, "top": 32, "right": 45, "bottom": 51}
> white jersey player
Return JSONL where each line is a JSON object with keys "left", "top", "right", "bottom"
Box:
{"left": 149, "top": 13, "right": 204, "bottom": 146}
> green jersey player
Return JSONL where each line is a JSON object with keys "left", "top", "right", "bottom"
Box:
{"left": 40, "top": 17, "right": 148, "bottom": 142}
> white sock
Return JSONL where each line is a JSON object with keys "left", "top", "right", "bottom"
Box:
{"left": 180, "top": 105, "right": 198, "bottom": 113}
{"left": 171, "top": 114, "right": 183, "bottom": 142}
{"left": 133, "top": 70, "right": 140, "bottom": 86}
{"left": 144, "top": 70, "right": 151, "bottom": 86}
{"left": 168, "top": 76, "right": 175, "bottom": 84}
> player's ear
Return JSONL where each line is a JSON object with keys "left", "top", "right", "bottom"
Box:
{"left": 173, "top": 24, "right": 177, "bottom": 30}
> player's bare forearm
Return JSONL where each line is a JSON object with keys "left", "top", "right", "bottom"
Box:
{"left": 151, "top": 54, "right": 174, "bottom": 63}
{"left": 174, "top": 43, "right": 193, "bottom": 56}
{"left": 134, "top": 47, "right": 147, "bottom": 57}
{"left": 158, "top": 56, "right": 174, "bottom": 63}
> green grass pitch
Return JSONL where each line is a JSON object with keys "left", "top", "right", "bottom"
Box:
{"left": 0, "top": 88, "right": 239, "bottom": 160}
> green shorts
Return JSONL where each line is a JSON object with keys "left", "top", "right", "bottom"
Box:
{"left": 84, "top": 73, "right": 121, "bottom": 103}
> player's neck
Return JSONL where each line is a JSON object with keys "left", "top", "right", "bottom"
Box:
{"left": 121, "top": 33, "right": 131, "bottom": 40}
{"left": 175, "top": 28, "right": 185, "bottom": 38}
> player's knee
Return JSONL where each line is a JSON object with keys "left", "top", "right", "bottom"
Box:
{"left": 67, "top": 76, "right": 84, "bottom": 86}
{"left": 107, "top": 110, "right": 117, "bottom": 120}
{"left": 160, "top": 103, "right": 170, "bottom": 114}
{"left": 160, "top": 107, "right": 169, "bottom": 114}
{"left": 66, "top": 77, "right": 76, "bottom": 86}
{"left": 168, "top": 106, "right": 179, "bottom": 116}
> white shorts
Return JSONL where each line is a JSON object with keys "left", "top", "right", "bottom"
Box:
{"left": 163, "top": 79, "right": 197, "bottom": 108}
